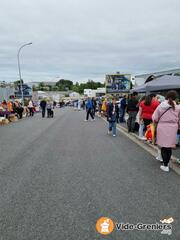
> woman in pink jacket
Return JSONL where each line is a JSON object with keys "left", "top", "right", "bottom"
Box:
{"left": 152, "top": 91, "right": 180, "bottom": 172}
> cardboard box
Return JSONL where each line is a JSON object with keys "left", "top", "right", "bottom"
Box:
{"left": 9, "top": 114, "right": 17, "bottom": 122}
{"left": 0, "top": 118, "right": 9, "bottom": 125}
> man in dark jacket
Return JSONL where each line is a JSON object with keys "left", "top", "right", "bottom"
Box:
{"left": 127, "top": 92, "right": 139, "bottom": 132}
{"left": 115, "top": 102, "right": 120, "bottom": 123}
{"left": 107, "top": 98, "right": 118, "bottom": 137}
{"left": 119, "top": 95, "right": 127, "bottom": 122}
{"left": 85, "top": 98, "right": 94, "bottom": 121}
{"left": 40, "top": 99, "right": 47, "bottom": 118}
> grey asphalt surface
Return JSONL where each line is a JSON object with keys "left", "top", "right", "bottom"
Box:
{"left": 0, "top": 108, "right": 179, "bottom": 240}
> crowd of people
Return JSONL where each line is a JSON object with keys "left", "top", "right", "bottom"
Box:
{"left": 1, "top": 92, "right": 180, "bottom": 172}
{"left": 0, "top": 99, "right": 37, "bottom": 121}
{"left": 0, "top": 97, "right": 60, "bottom": 123}
{"left": 40, "top": 99, "right": 55, "bottom": 118}
{"left": 83, "top": 91, "right": 180, "bottom": 172}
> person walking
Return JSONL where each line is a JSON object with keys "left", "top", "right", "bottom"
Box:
{"left": 101, "top": 98, "right": 108, "bottom": 117}
{"left": 119, "top": 95, "right": 127, "bottom": 123}
{"left": 152, "top": 91, "right": 180, "bottom": 172}
{"left": 14, "top": 101, "right": 24, "bottom": 119}
{"left": 127, "top": 92, "right": 139, "bottom": 132}
{"left": 78, "top": 99, "right": 81, "bottom": 111}
{"left": 53, "top": 101, "right": 57, "bottom": 109}
{"left": 85, "top": 98, "right": 94, "bottom": 121}
{"left": 107, "top": 98, "right": 118, "bottom": 137}
{"left": 92, "top": 97, "right": 97, "bottom": 116}
{"left": 40, "top": 99, "right": 47, "bottom": 118}
{"left": 116, "top": 101, "right": 120, "bottom": 123}
{"left": 28, "top": 99, "right": 34, "bottom": 117}
{"left": 98, "top": 98, "right": 102, "bottom": 116}
{"left": 82, "top": 100, "right": 86, "bottom": 110}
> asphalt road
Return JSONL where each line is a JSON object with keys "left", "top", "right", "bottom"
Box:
{"left": 0, "top": 108, "right": 179, "bottom": 240}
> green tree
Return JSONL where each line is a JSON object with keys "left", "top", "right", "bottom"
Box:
{"left": 32, "top": 85, "right": 38, "bottom": 91}
{"left": 47, "top": 85, "right": 53, "bottom": 91}
{"left": 14, "top": 79, "right": 24, "bottom": 85}
{"left": 30, "top": 79, "right": 104, "bottom": 93}
{"left": 52, "top": 86, "right": 59, "bottom": 91}
{"left": 72, "top": 85, "right": 79, "bottom": 93}
{"left": 14, "top": 80, "right": 24, "bottom": 90}
{"left": 38, "top": 82, "right": 45, "bottom": 90}
{"left": 56, "top": 79, "right": 73, "bottom": 91}
{"left": 76, "top": 80, "right": 105, "bottom": 94}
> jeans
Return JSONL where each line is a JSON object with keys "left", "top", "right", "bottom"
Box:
{"left": 119, "top": 108, "right": 125, "bottom": 122}
{"left": 86, "top": 109, "right": 94, "bottom": 120}
{"left": 109, "top": 121, "right": 116, "bottom": 135}
{"left": 139, "top": 123, "right": 144, "bottom": 137}
{"left": 92, "top": 107, "right": 96, "bottom": 116}
{"left": 116, "top": 115, "right": 119, "bottom": 123}
{"left": 127, "top": 111, "right": 137, "bottom": 132}
{"left": 42, "top": 108, "right": 46, "bottom": 118}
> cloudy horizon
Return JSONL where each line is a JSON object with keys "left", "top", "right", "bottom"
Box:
{"left": 1, "top": 0, "right": 180, "bottom": 83}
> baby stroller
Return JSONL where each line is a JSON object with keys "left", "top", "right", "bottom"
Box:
{"left": 47, "top": 108, "right": 54, "bottom": 118}
{"left": 50, "top": 109, "right": 54, "bottom": 118}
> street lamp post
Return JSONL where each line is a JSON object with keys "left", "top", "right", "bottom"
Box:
{"left": 17, "top": 42, "right": 32, "bottom": 105}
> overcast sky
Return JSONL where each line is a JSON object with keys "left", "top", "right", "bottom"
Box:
{"left": 1, "top": 0, "right": 180, "bottom": 83}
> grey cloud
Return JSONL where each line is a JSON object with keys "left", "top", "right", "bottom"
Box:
{"left": 0, "top": 0, "right": 180, "bottom": 83}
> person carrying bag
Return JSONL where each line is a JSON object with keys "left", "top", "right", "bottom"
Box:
{"left": 152, "top": 91, "right": 180, "bottom": 172}
{"left": 151, "top": 106, "right": 171, "bottom": 144}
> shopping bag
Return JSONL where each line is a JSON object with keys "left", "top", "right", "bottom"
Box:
{"left": 145, "top": 123, "right": 157, "bottom": 144}
{"left": 150, "top": 123, "right": 157, "bottom": 145}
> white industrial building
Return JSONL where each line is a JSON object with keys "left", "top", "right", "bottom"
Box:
{"left": 84, "top": 88, "right": 106, "bottom": 97}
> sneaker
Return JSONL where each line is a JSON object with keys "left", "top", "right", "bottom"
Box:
{"left": 156, "top": 156, "right": 163, "bottom": 162}
{"left": 139, "top": 136, "right": 147, "bottom": 140}
{"left": 160, "top": 165, "right": 169, "bottom": 172}
{"left": 113, "top": 134, "right": 116, "bottom": 137}
{"left": 84, "top": 119, "right": 88, "bottom": 122}
{"left": 91, "top": 119, "right": 95, "bottom": 121}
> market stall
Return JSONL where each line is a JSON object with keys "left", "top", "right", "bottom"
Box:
{"left": 131, "top": 75, "right": 180, "bottom": 94}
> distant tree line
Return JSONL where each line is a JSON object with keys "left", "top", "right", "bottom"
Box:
{"left": 32, "top": 79, "right": 105, "bottom": 94}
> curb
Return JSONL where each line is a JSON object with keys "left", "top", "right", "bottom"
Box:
{"left": 100, "top": 116, "right": 180, "bottom": 176}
